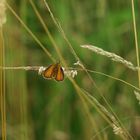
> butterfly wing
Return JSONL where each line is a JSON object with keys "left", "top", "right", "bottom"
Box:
{"left": 43, "top": 64, "right": 56, "bottom": 79}
{"left": 55, "top": 64, "right": 64, "bottom": 81}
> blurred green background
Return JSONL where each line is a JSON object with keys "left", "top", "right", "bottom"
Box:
{"left": 4, "top": 0, "right": 140, "bottom": 140}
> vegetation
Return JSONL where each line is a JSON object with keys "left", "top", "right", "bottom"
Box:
{"left": 0, "top": 0, "right": 140, "bottom": 140}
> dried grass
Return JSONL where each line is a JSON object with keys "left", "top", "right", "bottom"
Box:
{"left": 81, "top": 45, "right": 138, "bottom": 71}
{"left": 0, "top": 0, "right": 6, "bottom": 27}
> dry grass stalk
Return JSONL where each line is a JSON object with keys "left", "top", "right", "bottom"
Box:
{"left": 1, "top": 66, "right": 78, "bottom": 78}
{"left": 0, "top": 1, "right": 6, "bottom": 138}
{"left": 81, "top": 45, "right": 138, "bottom": 71}
{"left": 0, "top": 66, "right": 40, "bottom": 71}
{"left": 0, "top": 0, "right": 6, "bottom": 27}
{"left": 134, "top": 90, "right": 140, "bottom": 104}
{"left": 84, "top": 90, "right": 127, "bottom": 137}
{"left": 131, "top": 0, "right": 140, "bottom": 88}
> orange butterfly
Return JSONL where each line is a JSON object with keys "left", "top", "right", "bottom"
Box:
{"left": 43, "top": 62, "right": 64, "bottom": 81}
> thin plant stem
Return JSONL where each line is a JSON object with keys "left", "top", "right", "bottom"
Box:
{"left": 28, "top": 2, "right": 104, "bottom": 137}
{"left": 43, "top": 2, "right": 132, "bottom": 138}
{"left": 131, "top": 0, "right": 140, "bottom": 87}
{"left": 43, "top": 0, "right": 80, "bottom": 62}
{"left": 73, "top": 81, "right": 129, "bottom": 140}
{"left": 86, "top": 69, "right": 140, "bottom": 92}
{"left": 74, "top": 85, "right": 102, "bottom": 140}
{"left": 7, "top": 1, "right": 134, "bottom": 139}
{"left": 1, "top": 66, "right": 139, "bottom": 91}
{"left": 5, "top": 2, "right": 103, "bottom": 135}
{"left": 15, "top": 2, "right": 113, "bottom": 133}
{"left": 19, "top": 1, "right": 29, "bottom": 139}
{"left": 6, "top": 2, "right": 55, "bottom": 63}
{"left": 29, "top": 0, "right": 67, "bottom": 68}
{"left": 0, "top": 66, "right": 40, "bottom": 71}
{"left": 82, "top": 89, "right": 133, "bottom": 140}
{"left": 0, "top": 27, "right": 6, "bottom": 140}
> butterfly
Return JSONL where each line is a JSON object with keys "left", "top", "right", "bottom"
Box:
{"left": 42, "top": 62, "right": 64, "bottom": 81}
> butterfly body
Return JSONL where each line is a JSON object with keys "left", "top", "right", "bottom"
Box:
{"left": 43, "top": 63, "right": 64, "bottom": 81}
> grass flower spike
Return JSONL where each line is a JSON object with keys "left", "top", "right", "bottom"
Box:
{"left": 81, "top": 45, "right": 138, "bottom": 71}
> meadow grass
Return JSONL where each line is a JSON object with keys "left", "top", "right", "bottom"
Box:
{"left": 0, "top": 1, "right": 6, "bottom": 140}
{"left": 1, "top": 0, "right": 140, "bottom": 140}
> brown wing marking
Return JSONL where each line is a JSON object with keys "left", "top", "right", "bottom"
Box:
{"left": 43, "top": 64, "right": 56, "bottom": 79}
{"left": 55, "top": 64, "right": 64, "bottom": 81}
